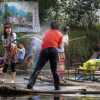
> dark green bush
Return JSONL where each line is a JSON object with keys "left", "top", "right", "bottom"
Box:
{"left": 68, "top": 28, "right": 100, "bottom": 65}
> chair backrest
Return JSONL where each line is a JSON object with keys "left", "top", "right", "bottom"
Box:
{"left": 96, "top": 52, "right": 100, "bottom": 59}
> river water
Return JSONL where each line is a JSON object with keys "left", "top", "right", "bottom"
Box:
{"left": 0, "top": 95, "right": 100, "bottom": 100}
{"left": 0, "top": 74, "right": 100, "bottom": 100}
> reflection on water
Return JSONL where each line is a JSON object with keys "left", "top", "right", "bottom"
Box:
{"left": 0, "top": 96, "right": 61, "bottom": 100}
{"left": 28, "top": 95, "right": 61, "bottom": 100}
{"left": 53, "top": 96, "right": 63, "bottom": 100}
{"left": 0, "top": 95, "right": 100, "bottom": 100}
{"left": 0, "top": 97, "right": 16, "bottom": 100}
{"left": 29, "top": 96, "right": 41, "bottom": 100}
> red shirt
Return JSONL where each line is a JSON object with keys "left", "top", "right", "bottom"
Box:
{"left": 42, "top": 29, "right": 63, "bottom": 49}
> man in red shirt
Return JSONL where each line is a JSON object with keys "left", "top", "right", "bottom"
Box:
{"left": 27, "top": 21, "right": 63, "bottom": 90}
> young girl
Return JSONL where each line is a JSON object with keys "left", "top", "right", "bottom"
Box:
{"left": 57, "top": 43, "right": 65, "bottom": 80}
{"left": 2, "top": 22, "right": 17, "bottom": 83}
{"left": 57, "top": 26, "right": 69, "bottom": 80}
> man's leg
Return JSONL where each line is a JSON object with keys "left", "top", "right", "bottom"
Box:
{"left": 27, "top": 50, "right": 48, "bottom": 89}
{"left": 49, "top": 48, "right": 60, "bottom": 90}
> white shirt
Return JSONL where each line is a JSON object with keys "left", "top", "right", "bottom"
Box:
{"left": 63, "top": 34, "right": 69, "bottom": 46}
{"left": 57, "top": 34, "right": 69, "bottom": 53}
{"left": 2, "top": 32, "right": 17, "bottom": 47}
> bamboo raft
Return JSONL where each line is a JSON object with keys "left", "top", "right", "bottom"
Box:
{"left": 0, "top": 75, "right": 100, "bottom": 96}
{"left": 25, "top": 75, "right": 100, "bottom": 88}
{"left": 1, "top": 84, "right": 100, "bottom": 96}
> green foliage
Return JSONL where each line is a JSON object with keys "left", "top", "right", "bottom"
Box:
{"left": 69, "top": 30, "right": 88, "bottom": 63}
{"left": 64, "top": 0, "right": 99, "bottom": 28}
{"left": 95, "top": 24, "right": 100, "bottom": 31}
{"left": 39, "top": 0, "right": 100, "bottom": 29}
{"left": 0, "top": 43, "right": 4, "bottom": 57}
{"left": 38, "top": 0, "right": 57, "bottom": 23}
{"left": 69, "top": 29, "right": 100, "bottom": 64}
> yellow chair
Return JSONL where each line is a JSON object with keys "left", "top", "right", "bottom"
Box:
{"left": 77, "top": 59, "right": 100, "bottom": 80}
